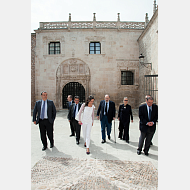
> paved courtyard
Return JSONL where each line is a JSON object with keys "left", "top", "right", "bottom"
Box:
{"left": 31, "top": 109, "right": 158, "bottom": 190}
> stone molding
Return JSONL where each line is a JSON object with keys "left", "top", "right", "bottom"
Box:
{"left": 56, "top": 58, "right": 90, "bottom": 109}
{"left": 37, "top": 21, "right": 145, "bottom": 31}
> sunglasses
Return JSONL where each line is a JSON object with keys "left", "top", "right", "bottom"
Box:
{"left": 124, "top": 100, "right": 128, "bottom": 101}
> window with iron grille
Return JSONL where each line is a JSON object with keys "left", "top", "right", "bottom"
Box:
{"left": 121, "top": 71, "right": 134, "bottom": 85}
{"left": 89, "top": 42, "right": 101, "bottom": 54}
{"left": 49, "top": 42, "right": 60, "bottom": 54}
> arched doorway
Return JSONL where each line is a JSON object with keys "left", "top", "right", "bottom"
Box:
{"left": 62, "top": 82, "right": 85, "bottom": 108}
{"left": 56, "top": 58, "right": 90, "bottom": 109}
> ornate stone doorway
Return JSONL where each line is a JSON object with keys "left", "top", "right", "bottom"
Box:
{"left": 56, "top": 58, "right": 90, "bottom": 109}
{"left": 62, "top": 82, "right": 85, "bottom": 108}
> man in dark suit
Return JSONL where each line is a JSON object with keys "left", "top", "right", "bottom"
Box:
{"left": 118, "top": 97, "right": 133, "bottom": 143}
{"left": 68, "top": 96, "right": 82, "bottom": 145}
{"left": 33, "top": 91, "right": 56, "bottom": 151}
{"left": 140, "top": 94, "right": 153, "bottom": 146}
{"left": 137, "top": 96, "right": 158, "bottom": 156}
{"left": 67, "top": 95, "right": 75, "bottom": 137}
{"left": 97, "top": 94, "right": 116, "bottom": 143}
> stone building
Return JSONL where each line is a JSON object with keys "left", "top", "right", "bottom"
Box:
{"left": 31, "top": 33, "right": 36, "bottom": 108}
{"left": 138, "top": 4, "right": 158, "bottom": 105}
{"left": 31, "top": 1, "right": 158, "bottom": 111}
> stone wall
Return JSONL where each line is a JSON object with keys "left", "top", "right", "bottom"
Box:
{"left": 138, "top": 9, "right": 158, "bottom": 105}
{"left": 34, "top": 28, "right": 143, "bottom": 110}
{"left": 31, "top": 33, "right": 36, "bottom": 109}
{"left": 31, "top": 8, "right": 158, "bottom": 111}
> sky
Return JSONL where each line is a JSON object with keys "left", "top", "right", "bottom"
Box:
{"left": 31, "top": 0, "right": 158, "bottom": 32}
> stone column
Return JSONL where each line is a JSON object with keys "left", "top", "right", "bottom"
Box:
{"left": 117, "top": 13, "right": 120, "bottom": 30}
{"left": 153, "top": 0, "right": 157, "bottom": 14}
{"left": 39, "top": 22, "right": 43, "bottom": 29}
{"left": 145, "top": 13, "right": 149, "bottom": 27}
{"left": 93, "top": 13, "right": 96, "bottom": 30}
{"left": 86, "top": 76, "right": 90, "bottom": 98}
{"left": 68, "top": 13, "right": 71, "bottom": 31}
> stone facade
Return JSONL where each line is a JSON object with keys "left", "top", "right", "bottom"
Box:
{"left": 31, "top": 33, "right": 36, "bottom": 109}
{"left": 138, "top": 9, "right": 158, "bottom": 105}
{"left": 31, "top": 7, "right": 158, "bottom": 111}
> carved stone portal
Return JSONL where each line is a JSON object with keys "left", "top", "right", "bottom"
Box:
{"left": 56, "top": 58, "right": 91, "bottom": 109}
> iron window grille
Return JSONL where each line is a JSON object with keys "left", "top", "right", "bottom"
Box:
{"left": 121, "top": 71, "right": 134, "bottom": 85}
{"left": 49, "top": 42, "right": 60, "bottom": 54}
{"left": 89, "top": 42, "right": 101, "bottom": 54}
{"left": 62, "top": 82, "right": 85, "bottom": 108}
{"left": 144, "top": 75, "right": 158, "bottom": 103}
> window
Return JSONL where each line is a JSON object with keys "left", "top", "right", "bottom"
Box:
{"left": 49, "top": 42, "right": 60, "bottom": 54}
{"left": 89, "top": 42, "right": 101, "bottom": 54}
{"left": 121, "top": 71, "right": 134, "bottom": 85}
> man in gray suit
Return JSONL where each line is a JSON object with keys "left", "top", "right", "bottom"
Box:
{"left": 33, "top": 91, "right": 56, "bottom": 151}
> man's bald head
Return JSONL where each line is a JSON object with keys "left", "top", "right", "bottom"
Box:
{"left": 105, "top": 94, "right": 110, "bottom": 102}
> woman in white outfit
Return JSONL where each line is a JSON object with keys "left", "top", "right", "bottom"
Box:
{"left": 78, "top": 95, "right": 95, "bottom": 155}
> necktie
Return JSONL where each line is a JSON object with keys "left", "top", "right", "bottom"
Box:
{"left": 105, "top": 103, "right": 108, "bottom": 115}
{"left": 149, "top": 106, "right": 152, "bottom": 121}
{"left": 41, "top": 101, "right": 45, "bottom": 120}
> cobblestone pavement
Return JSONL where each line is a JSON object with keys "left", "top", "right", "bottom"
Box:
{"left": 31, "top": 157, "right": 158, "bottom": 190}
{"left": 31, "top": 109, "right": 158, "bottom": 190}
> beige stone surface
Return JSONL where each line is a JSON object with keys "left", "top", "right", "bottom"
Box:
{"left": 31, "top": 9, "right": 158, "bottom": 110}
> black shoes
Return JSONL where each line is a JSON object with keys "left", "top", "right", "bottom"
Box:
{"left": 101, "top": 139, "right": 106, "bottom": 143}
{"left": 144, "top": 151, "right": 149, "bottom": 156}
{"left": 137, "top": 150, "right": 149, "bottom": 156}
{"left": 42, "top": 147, "right": 47, "bottom": 151}
{"left": 76, "top": 141, "right": 79, "bottom": 145}
{"left": 84, "top": 143, "right": 86, "bottom": 147}
{"left": 108, "top": 135, "right": 111, "bottom": 140}
{"left": 126, "top": 140, "right": 129, "bottom": 143}
{"left": 70, "top": 134, "right": 75, "bottom": 137}
{"left": 42, "top": 144, "right": 53, "bottom": 150}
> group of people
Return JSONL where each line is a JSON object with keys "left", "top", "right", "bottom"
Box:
{"left": 33, "top": 91, "right": 158, "bottom": 156}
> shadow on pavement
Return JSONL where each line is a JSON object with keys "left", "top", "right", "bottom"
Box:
{"left": 107, "top": 140, "right": 158, "bottom": 161}
{"left": 44, "top": 146, "right": 72, "bottom": 159}
{"left": 150, "top": 145, "right": 158, "bottom": 151}
{"left": 88, "top": 139, "right": 120, "bottom": 160}
{"left": 146, "top": 153, "right": 158, "bottom": 160}
{"left": 107, "top": 140, "right": 138, "bottom": 154}
{"left": 127, "top": 140, "right": 139, "bottom": 147}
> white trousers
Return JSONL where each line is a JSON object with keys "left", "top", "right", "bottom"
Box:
{"left": 82, "top": 122, "right": 92, "bottom": 148}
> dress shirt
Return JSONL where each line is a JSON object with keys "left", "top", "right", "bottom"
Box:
{"left": 104, "top": 101, "right": 109, "bottom": 115}
{"left": 146, "top": 104, "right": 154, "bottom": 125}
{"left": 75, "top": 103, "right": 79, "bottom": 118}
{"left": 40, "top": 100, "right": 48, "bottom": 119}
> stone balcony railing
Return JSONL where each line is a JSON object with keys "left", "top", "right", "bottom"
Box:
{"left": 39, "top": 21, "right": 145, "bottom": 30}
